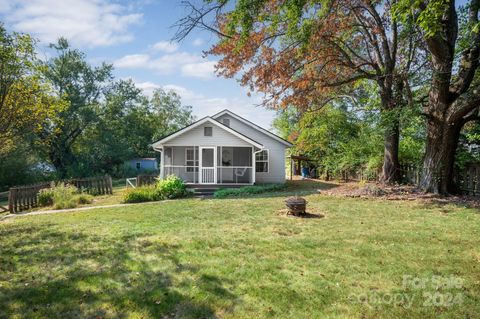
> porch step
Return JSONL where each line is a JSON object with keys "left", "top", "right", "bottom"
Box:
{"left": 188, "top": 187, "right": 219, "bottom": 196}
{"left": 187, "top": 184, "right": 244, "bottom": 196}
{"left": 193, "top": 188, "right": 218, "bottom": 195}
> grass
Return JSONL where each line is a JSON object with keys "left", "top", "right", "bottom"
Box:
{"left": 0, "top": 180, "right": 479, "bottom": 318}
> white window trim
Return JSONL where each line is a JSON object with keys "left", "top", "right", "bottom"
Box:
{"left": 255, "top": 149, "right": 269, "bottom": 173}
{"left": 185, "top": 147, "right": 198, "bottom": 173}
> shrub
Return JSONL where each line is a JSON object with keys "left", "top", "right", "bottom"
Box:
{"left": 37, "top": 183, "right": 95, "bottom": 209}
{"left": 214, "top": 184, "right": 286, "bottom": 198}
{"left": 123, "top": 186, "right": 156, "bottom": 203}
{"left": 38, "top": 188, "right": 54, "bottom": 207}
{"left": 75, "top": 193, "right": 94, "bottom": 205}
{"left": 53, "top": 197, "right": 78, "bottom": 210}
{"left": 123, "top": 175, "right": 188, "bottom": 203}
{"left": 155, "top": 175, "right": 187, "bottom": 199}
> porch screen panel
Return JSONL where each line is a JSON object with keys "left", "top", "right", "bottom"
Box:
{"left": 233, "top": 147, "right": 252, "bottom": 166}
{"left": 217, "top": 147, "right": 252, "bottom": 184}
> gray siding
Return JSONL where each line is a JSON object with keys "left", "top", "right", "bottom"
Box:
{"left": 215, "top": 114, "right": 287, "bottom": 183}
{"left": 164, "top": 121, "right": 252, "bottom": 147}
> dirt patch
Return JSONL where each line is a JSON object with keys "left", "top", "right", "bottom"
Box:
{"left": 321, "top": 182, "right": 480, "bottom": 208}
{"left": 277, "top": 208, "right": 325, "bottom": 219}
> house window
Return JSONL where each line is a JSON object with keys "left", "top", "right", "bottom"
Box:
{"left": 136, "top": 162, "right": 141, "bottom": 170}
{"left": 222, "top": 118, "right": 230, "bottom": 127}
{"left": 255, "top": 150, "right": 269, "bottom": 172}
{"left": 204, "top": 126, "right": 212, "bottom": 136}
{"left": 185, "top": 148, "right": 199, "bottom": 172}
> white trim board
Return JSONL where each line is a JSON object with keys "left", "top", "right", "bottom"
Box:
{"left": 212, "top": 109, "right": 293, "bottom": 147}
{"left": 151, "top": 117, "right": 263, "bottom": 149}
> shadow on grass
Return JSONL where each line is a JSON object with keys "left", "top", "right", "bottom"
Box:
{"left": 0, "top": 223, "right": 237, "bottom": 318}
{"left": 214, "top": 179, "right": 339, "bottom": 200}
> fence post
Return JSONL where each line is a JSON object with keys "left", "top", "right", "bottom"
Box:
{"left": 8, "top": 188, "right": 15, "bottom": 213}
{"left": 107, "top": 175, "right": 113, "bottom": 194}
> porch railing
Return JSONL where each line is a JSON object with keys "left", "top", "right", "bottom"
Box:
{"left": 163, "top": 165, "right": 253, "bottom": 184}
{"left": 217, "top": 166, "right": 253, "bottom": 184}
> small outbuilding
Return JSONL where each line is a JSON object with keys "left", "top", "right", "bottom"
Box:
{"left": 125, "top": 158, "right": 158, "bottom": 171}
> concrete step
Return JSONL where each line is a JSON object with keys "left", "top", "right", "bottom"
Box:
{"left": 190, "top": 188, "right": 218, "bottom": 196}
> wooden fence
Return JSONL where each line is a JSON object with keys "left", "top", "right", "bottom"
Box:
{"left": 456, "top": 165, "right": 480, "bottom": 196}
{"left": 8, "top": 182, "right": 52, "bottom": 213}
{"left": 319, "top": 164, "right": 480, "bottom": 196}
{"left": 7, "top": 176, "right": 113, "bottom": 214}
{"left": 0, "top": 191, "right": 10, "bottom": 213}
{"left": 399, "top": 164, "right": 421, "bottom": 185}
{"left": 70, "top": 176, "right": 113, "bottom": 195}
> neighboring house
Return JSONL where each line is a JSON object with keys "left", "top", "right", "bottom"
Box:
{"left": 152, "top": 109, "right": 293, "bottom": 185}
{"left": 125, "top": 158, "right": 158, "bottom": 171}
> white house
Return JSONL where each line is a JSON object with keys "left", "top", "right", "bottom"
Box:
{"left": 152, "top": 109, "right": 292, "bottom": 185}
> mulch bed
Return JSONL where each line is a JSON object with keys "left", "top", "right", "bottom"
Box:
{"left": 321, "top": 182, "right": 480, "bottom": 208}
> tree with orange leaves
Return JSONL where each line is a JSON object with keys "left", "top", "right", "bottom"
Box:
{"left": 175, "top": 0, "right": 426, "bottom": 184}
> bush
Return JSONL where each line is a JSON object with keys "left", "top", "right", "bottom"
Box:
{"left": 155, "top": 175, "right": 187, "bottom": 199}
{"left": 123, "top": 186, "right": 156, "bottom": 203}
{"left": 37, "top": 183, "right": 95, "bottom": 209}
{"left": 75, "top": 193, "right": 94, "bottom": 205}
{"left": 213, "top": 184, "right": 286, "bottom": 198}
{"left": 38, "top": 188, "right": 54, "bottom": 207}
{"left": 123, "top": 175, "right": 188, "bottom": 203}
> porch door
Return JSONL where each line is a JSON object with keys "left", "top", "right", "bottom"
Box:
{"left": 199, "top": 147, "right": 216, "bottom": 184}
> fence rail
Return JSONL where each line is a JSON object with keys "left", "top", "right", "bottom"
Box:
{"left": 70, "top": 176, "right": 113, "bottom": 195}
{"left": 456, "top": 165, "right": 480, "bottom": 196}
{"left": 8, "top": 182, "right": 52, "bottom": 213}
{"left": 7, "top": 176, "right": 113, "bottom": 214}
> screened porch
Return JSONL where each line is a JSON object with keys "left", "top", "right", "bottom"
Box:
{"left": 161, "top": 146, "right": 254, "bottom": 184}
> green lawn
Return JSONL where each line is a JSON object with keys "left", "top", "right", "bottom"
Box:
{"left": 0, "top": 180, "right": 479, "bottom": 318}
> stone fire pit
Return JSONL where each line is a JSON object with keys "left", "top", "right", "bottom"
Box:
{"left": 285, "top": 196, "right": 307, "bottom": 216}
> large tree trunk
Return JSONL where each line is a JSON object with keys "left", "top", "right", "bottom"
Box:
{"left": 420, "top": 118, "right": 461, "bottom": 194}
{"left": 378, "top": 80, "right": 401, "bottom": 185}
{"left": 381, "top": 118, "right": 400, "bottom": 184}
{"left": 49, "top": 140, "right": 75, "bottom": 178}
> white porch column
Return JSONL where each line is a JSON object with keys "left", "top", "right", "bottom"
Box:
{"left": 160, "top": 146, "right": 165, "bottom": 179}
{"left": 252, "top": 147, "right": 256, "bottom": 184}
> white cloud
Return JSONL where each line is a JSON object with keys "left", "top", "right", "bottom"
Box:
{"left": 151, "top": 41, "right": 178, "bottom": 53}
{"left": 2, "top": 0, "right": 142, "bottom": 47}
{"left": 163, "top": 84, "right": 203, "bottom": 100}
{"left": 134, "top": 80, "right": 161, "bottom": 97}
{"left": 181, "top": 61, "right": 216, "bottom": 79}
{"left": 132, "top": 80, "right": 275, "bottom": 127}
{"left": 115, "top": 52, "right": 202, "bottom": 74}
{"left": 114, "top": 54, "right": 150, "bottom": 68}
{"left": 192, "top": 38, "right": 204, "bottom": 46}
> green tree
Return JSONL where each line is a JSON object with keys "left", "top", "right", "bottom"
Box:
{"left": 37, "top": 38, "right": 113, "bottom": 177}
{"left": 394, "top": 0, "right": 480, "bottom": 193}
{"left": 175, "top": 0, "right": 426, "bottom": 184}
{"left": 0, "top": 25, "right": 61, "bottom": 157}
{"left": 148, "top": 88, "right": 195, "bottom": 141}
{"left": 73, "top": 81, "right": 195, "bottom": 177}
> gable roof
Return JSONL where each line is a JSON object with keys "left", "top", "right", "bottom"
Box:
{"left": 151, "top": 117, "right": 263, "bottom": 149}
{"left": 212, "top": 109, "right": 293, "bottom": 147}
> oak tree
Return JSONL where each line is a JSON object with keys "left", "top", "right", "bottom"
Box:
{"left": 175, "top": 0, "right": 426, "bottom": 184}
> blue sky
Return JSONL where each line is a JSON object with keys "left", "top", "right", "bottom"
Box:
{"left": 0, "top": 0, "right": 277, "bottom": 128}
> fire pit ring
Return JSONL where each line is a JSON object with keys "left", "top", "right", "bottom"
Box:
{"left": 285, "top": 196, "right": 307, "bottom": 216}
